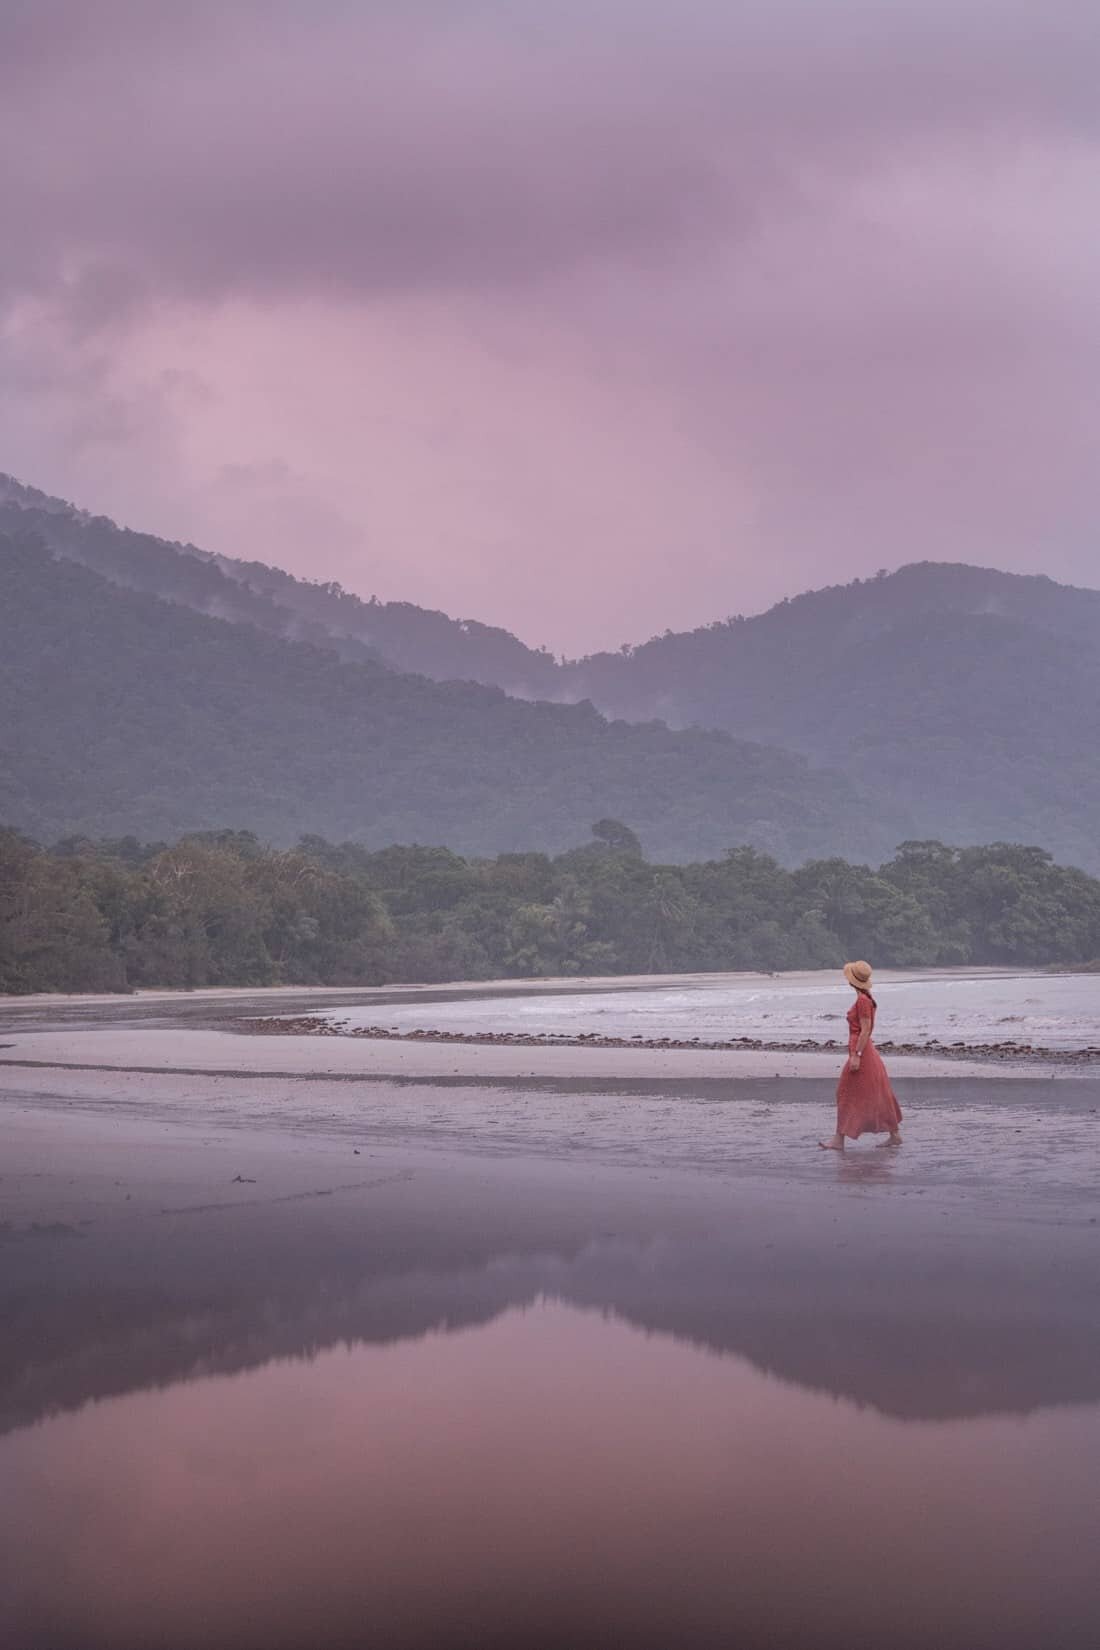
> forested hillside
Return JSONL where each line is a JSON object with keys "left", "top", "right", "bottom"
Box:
{"left": 0, "top": 533, "right": 896, "bottom": 863}
{"left": 254, "top": 547, "right": 1100, "bottom": 869}
{"left": 4, "top": 825, "right": 1096, "bottom": 993}
{"left": 561, "top": 563, "right": 1100, "bottom": 869}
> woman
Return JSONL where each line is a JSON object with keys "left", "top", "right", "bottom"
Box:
{"left": 819, "top": 960, "right": 903, "bottom": 1150}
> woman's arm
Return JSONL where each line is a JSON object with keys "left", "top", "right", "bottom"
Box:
{"left": 850, "top": 999, "right": 873, "bottom": 1069}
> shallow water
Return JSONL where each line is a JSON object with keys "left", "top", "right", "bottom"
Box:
{"left": 314, "top": 968, "right": 1100, "bottom": 1050}
{"left": 4, "top": 1297, "right": 1097, "bottom": 1650}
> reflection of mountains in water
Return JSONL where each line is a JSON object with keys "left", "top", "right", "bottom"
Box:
{"left": 4, "top": 1209, "right": 1097, "bottom": 1437}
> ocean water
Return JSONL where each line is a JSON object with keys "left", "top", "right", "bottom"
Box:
{"left": 315, "top": 969, "right": 1100, "bottom": 1051}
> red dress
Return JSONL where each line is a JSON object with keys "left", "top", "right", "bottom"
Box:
{"left": 835, "top": 992, "right": 902, "bottom": 1140}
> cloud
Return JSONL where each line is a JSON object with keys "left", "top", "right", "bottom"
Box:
{"left": 3, "top": 2, "right": 1098, "bottom": 315}
{"left": 1, "top": 2, "right": 1098, "bottom": 648}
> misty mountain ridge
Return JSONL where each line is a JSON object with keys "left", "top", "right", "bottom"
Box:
{"left": 6, "top": 472, "right": 1099, "bottom": 689}
{"left": 0, "top": 472, "right": 560, "bottom": 695}
{"left": 3, "top": 471, "right": 1099, "bottom": 868}
{"left": 1, "top": 530, "right": 903, "bottom": 862}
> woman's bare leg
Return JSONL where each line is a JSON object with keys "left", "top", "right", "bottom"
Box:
{"left": 819, "top": 1132, "right": 845, "bottom": 1150}
{"left": 875, "top": 1131, "right": 902, "bottom": 1148}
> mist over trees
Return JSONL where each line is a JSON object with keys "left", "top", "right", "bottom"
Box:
{"left": 3, "top": 824, "right": 1098, "bottom": 995}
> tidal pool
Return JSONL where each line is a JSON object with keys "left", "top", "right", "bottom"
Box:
{"left": 3, "top": 1297, "right": 1098, "bottom": 1650}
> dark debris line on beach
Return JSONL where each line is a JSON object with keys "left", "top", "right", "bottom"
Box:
{"left": 232, "top": 1017, "right": 1100, "bottom": 1066}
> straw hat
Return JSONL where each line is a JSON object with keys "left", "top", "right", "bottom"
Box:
{"left": 843, "top": 959, "right": 874, "bottom": 993}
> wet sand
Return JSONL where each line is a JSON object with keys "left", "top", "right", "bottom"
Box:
{"left": 2, "top": 989, "right": 1099, "bottom": 1649}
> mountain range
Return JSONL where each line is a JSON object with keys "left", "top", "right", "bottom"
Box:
{"left": 2, "top": 472, "right": 1097, "bottom": 867}
{"left": 0, "top": 516, "right": 889, "bottom": 862}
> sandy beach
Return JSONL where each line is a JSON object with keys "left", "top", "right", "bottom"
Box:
{"left": 3, "top": 982, "right": 1098, "bottom": 1396}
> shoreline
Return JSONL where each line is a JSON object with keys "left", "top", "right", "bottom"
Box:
{"left": 5, "top": 968, "right": 1100, "bottom": 1071}
{"left": 0, "top": 962, "right": 1068, "bottom": 1003}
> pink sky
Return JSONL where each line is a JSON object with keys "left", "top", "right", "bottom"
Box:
{"left": 2, "top": 2, "right": 1098, "bottom": 652}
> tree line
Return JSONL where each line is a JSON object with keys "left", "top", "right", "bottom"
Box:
{"left": 2, "top": 820, "right": 1098, "bottom": 994}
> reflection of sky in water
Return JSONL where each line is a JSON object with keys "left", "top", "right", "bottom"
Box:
{"left": 3, "top": 1301, "right": 1098, "bottom": 1650}
{"left": 315, "top": 971, "right": 1100, "bottom": 1049}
